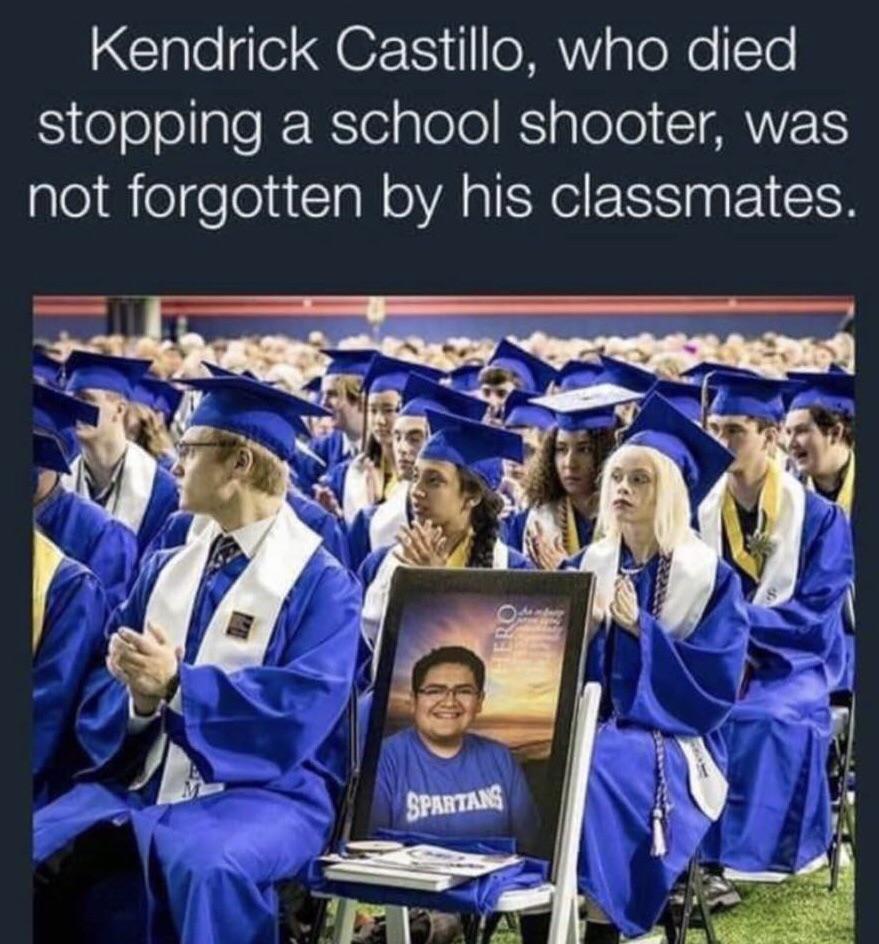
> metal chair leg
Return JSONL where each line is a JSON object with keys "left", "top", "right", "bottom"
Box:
{"left": 830, "top": 699, "right": 855, "bottom": 893}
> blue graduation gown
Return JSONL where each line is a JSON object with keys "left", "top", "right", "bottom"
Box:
{"left": 35, "top": 486, "right": 138, "bottom": 611}
{"left": 347, "top": 498, "right": 413, "bottom": 573}
{"left": 34, "top": 544, "right": 362, "bottom": 944}
{"left": 702, "top": 492, "right": 852, "bottom": 874}
{"left": 34, "top": 557, "right": 109, "bottom": 810}
{"left": 504, "top": 505, "right": 594, "bottom": 558}
{"left": 310, "top": 429, "right": 354, "bottom": 471}
{"left": 578, "top": 548, "right": 748, "bottom": 938}
{"left": 144, "top": 491, "right": 350, "bottom": 568}
{"left": 290, "top": 444, "right": 327, "bottom": 496}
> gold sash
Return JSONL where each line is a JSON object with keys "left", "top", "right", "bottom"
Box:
{"left": 563, "top": 497, "right": 581, "bottom": 557}
{"left": 721, "top": 461, "right": 781, "bottom": 582}
{"left": 33, "top": 530, "right": 64, "bottom": 655}
{"left": 446, "top": 530, "right": 475, "bottom": 569}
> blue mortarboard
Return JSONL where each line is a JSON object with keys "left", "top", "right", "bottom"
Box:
{"left": 64, "top": 351, "right": 152, "bottom": 399}
{"left": 597, "top": 356, "right": 656, "bottom": 394}
{"left": 622, "top": 393, "right": 734, "bottom": 507}
{"left": 535, "top": 384, "right": 643, "bottom": 432}
{"left": 447, "top": 364, "right": 483, "bottom": 393}
{"left": 181, "top": 373, "right": 330, "bottom": 462}
{"left": 362, "top": 354, "right": 444, "bottom": 396}
{"left": 34, "top": 347, "right": 62, "bottom": 387}
{"left": 708, "top": 372, "right": 800, "bottom": 423}
{"left": 557, "top": 359, "right": 605, "bottom": 392}
{"left": 487, "top": 340, "right": 558, "bottom": 394}
{"left": 401, "top": 374, "right": 487, "bottom": 422}
{"left": 320, "top": 349, "right": 376, "bottom": 379}
{"left": 302, "top": 376, "right": 323, "bottom": 396}
{"left": 502, "top": 390, "right": 556, "bottom": 431}
{"left": 142, "top": 377, "right": 184, "bottom": 424}
{"left": 680, "top": 361, "right": 758, "bottom": 385}
{"left": 786, "top": 371, "right": 855, "bottom": 417}
{"left": 422, "top": 408, "right": 524, "bottom": 492}
{"left": 829, "top": 364, "right": 850, "bottom": 376}
{"left": 33, "top": 382, "right": 99, "bottom": 437}
{"left": 646, "top": 379, "right": 706, "bottom": 424}
{"left": 34, "top": 430, "right": 71, "bottom": 475}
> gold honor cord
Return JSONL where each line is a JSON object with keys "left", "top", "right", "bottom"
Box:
{"left": 563, "top": 497, "right": 581, "bottom": 557}
{"left": 33, "top": 530, "right": 64, "bottom": 655}
{"left": 722, "top": 460, "right": 781, "bottom": 582}
{"left": 445, "top": 530, "right": 475, "bottom": 569}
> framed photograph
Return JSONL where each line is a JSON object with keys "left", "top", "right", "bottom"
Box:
{"left": 351, "top": 568, "right": 594, "bottom": 866}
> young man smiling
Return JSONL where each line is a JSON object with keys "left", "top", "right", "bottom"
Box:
{"left": 698, "top": 372, "right": 853, "bottom": 880}
{"left": 370, "top": 646, "right": 539, "bottom": 851}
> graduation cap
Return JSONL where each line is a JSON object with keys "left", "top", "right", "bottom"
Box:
{"left": 645, "top": 379, "right": 705, "bottom": 424}
{"left": 301, "top": 376, "right": 323, "bottom": 398}
{"left": 33, "top": 382, "right": 99, "bottom": 437}
{"left": 597, "top": 355, "right": 657, "bottom": 395}
{"left": 141, "top": 377, "right": 184, "bottom": 424}
{"left": 786, "top": 371, "right": 855, "bottom": 417}
{"left": 361, "top": 354, "right": 444, "bottom": 396}
{"left": 421, "top": 408, "right": 524, "bottom": 492}
{"left": 557, "top": 359, "right": 605, "bottom": 392}
{"left": 486, "top": 339, "right": 557, "bottom": 394}
{"left": 34, "top": 430, "right": 72, "bottom": 475}
{"left": 447, "top": 364, "right": 483, "bottom": 393}
{"left": 680, "top": 361, "right": 759, "bottom": 385}
{"left": 535, "top": 384, "right": 643, "bottom": 432}
{"left": 400, "top": 374, "right": 487, "bottom": 422}
{"left": 707, "top": 371, "right": 800, "bottom": 423}
{"left": 502, "top": 390, "right": 555, "bottom": 431}
{"left": 64, "top": 351, "right": 152, "bottom": 399}
{"left": 829, "top": 364, "right": 850, "bottom": 376}
{"left": 180, "top": 373, "right": 330, "bottom": 463}
{"left": 33, "top": 347, "right": 62, "bottom": 387}
{"left": 320, "top": 348, "right": 376, "bottom": 379}
{"left": 621, "top": 393, "right": 734, "bottom": 507}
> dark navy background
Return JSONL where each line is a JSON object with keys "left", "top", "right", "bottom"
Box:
{"left": 5, "top": 2, "right": 875, "bottom": 940}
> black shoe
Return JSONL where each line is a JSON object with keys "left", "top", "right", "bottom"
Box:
{"left": 584, "top": 922, "right": 620, "bottom": 944}
{"left": 702, "top": 872, "right": 742, "bottom": 912}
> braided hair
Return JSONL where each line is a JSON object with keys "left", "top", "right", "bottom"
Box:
{"left": 456, "top": 467, "right": 505, "bottom": 569}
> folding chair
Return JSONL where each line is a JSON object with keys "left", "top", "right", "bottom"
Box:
{"left": 324, "top": 682, "right": 603, "bottom": 944}
{"left": 661, "top": 854, "right": 719, "bottom": 944}
{"left": 828, "top": 692, "right": 855, "bottom": 892}
{"left": 828, "top": 585, "right": 856, "bottom": 893}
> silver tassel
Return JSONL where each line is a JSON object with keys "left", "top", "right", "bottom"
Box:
{"left": 651, "top": 809, "right": 668, "bottom": 858}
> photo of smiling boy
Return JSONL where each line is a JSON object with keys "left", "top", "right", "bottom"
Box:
{"left": 369, "top": 645, "right": 540, "bottom": 851}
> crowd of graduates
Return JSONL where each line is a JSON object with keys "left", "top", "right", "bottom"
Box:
{"left": 32, "top": 324, "right": 855, "bottom": 944}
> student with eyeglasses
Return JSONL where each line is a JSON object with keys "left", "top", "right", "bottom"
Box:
{"left": 369, "top": 646, "right": 540, "bottom": 851}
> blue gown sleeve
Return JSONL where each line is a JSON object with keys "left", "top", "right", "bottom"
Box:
{"left": 746, "top": 496, "right": 852, "bottom": 665}
{"left": 141, "top": 511, "right": 193, "bottom": 558}
{"left": 81, "top": 517, "right": 138, "bottom": 613}
{"left": 611, "top": 560, "right": 749, "bottom": 737}
{"left": 33, "top": 561, "right": 109, "bottom": 804}
{"left": 291, "top": 494, "right": 351, "bottom": 568}
{"left": 322, "top": 461, "right": 350, "bottom": 508}
{"left": 504, "top": 510, "right": 528, "bottom": 553}
{"left": 506, "top": 548, "right": 536, "bottom": 570}
{"left": 162, "top": 559, "right": 363, "bottom": 786}
{"left": 347, "top": 507, "right": 374, "bottom": 573}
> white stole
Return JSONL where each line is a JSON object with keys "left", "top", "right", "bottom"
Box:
{"left": 698, "top": 470, "right": 806, "bottom": 607}
{"left": 368, "top": 482, "right": 410, "bottom": 553}
{"left": 130, "top": 502, "right": 321, "bottom": 804}
{"left": 579, "top": 530, "right": 728, "bottom": 821}
{"left": 64, "top": 441, "right": 158, "bottom": 535}
{"left": 342, "top": 455, "right": 375, "bottom": 525}
{"left": 362, "top": 540, "right": 510, "bottom": 678}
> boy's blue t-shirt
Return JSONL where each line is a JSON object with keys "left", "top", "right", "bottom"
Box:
{"left": 370, "top": 726, "right": 540, "bottom": 852}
